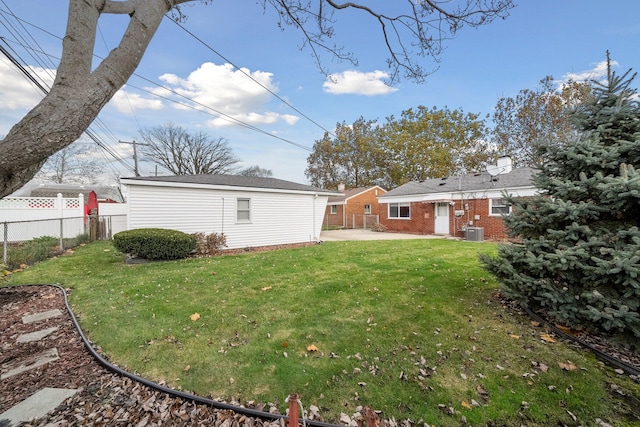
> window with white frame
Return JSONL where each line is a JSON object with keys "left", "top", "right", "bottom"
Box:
{"left": 388, "top": 202, "right": 410, "bottom": 218}
{"left": 237, "top": 198, "right": 251, "bottom": 222}
{"left": 330, "top": 205, "right": 337, "bottom": 214}
{"left": 364, "top": 204, "right": 371, "bottom": 214}
{"left": 490, "top": 198, "right": 510, "bottom": 215}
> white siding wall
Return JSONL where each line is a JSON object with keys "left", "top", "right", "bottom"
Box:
{"left": 126, "top": 185, "right": 328, "bottom": 249}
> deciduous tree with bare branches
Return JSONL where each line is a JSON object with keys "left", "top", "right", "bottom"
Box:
{"left": 139, "top": 124, "right": 239, "bottom": 175}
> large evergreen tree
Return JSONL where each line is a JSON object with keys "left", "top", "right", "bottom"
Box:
{"left": 482, "top": 56, "right": 640, "bottom": 339}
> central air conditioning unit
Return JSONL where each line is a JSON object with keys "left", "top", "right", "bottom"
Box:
{"left": 465, "top": 227, "right": 484, "bottom": 242}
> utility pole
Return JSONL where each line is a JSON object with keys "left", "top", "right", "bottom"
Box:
{"left": 118, "top": 140, "right": 140, "bottom": 176}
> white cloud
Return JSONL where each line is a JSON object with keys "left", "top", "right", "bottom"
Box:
{"left": 0, "top": 61, "right": 54, "bottom": 109}
{"left": 109, "top": 87, "right": 164, "bottom": 113}
{"left": 323, "top": 70, "right": 398, "bottom": 95}
{"left": 158, "top": 62, "right": 299, "bottom": 128}
{"left": 561, "top": 60, "right": 618, "bottom": 84}
{"left": 208, "top": 112, "right": 299, "bottom": 128}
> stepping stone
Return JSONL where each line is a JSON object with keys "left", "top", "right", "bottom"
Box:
{"left": 0, "top": 387, "right": 78, "bottom": 427}
{"left": 1, "top": 348, "right": 59, "bottom": 380}
{"left": 22, "top": 309, "right": 62, "bottom": 324}
{"left": 16, "top": 327, "right": 59, "bottom": 344}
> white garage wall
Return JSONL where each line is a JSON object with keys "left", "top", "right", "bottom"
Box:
{"left": 125, "top": 184, "right": 328, "bottom": 249}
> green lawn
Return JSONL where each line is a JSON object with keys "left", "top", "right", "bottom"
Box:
{"left": 7, "top": 239, "right": 640, "bottom": 426}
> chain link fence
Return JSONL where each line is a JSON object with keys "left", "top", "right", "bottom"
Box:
{"left": 2, "top": 215, "right": 126, "bottom": 266}
{"left": 324, "top": 214, "right": 379, "bottom": 230}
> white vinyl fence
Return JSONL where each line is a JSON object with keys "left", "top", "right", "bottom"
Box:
{"left": 0, "top": 193, "right": 85, "bottom": 242}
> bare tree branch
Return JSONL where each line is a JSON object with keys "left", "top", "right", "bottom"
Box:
{"left": 138, "top": 124, "right": 240, "bottom": 175}
{"left": 265, "top": 0, "right": 514, "bottom": 83}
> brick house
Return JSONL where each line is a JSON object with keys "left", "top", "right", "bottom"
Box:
{"left": 377, "top": 157, "right": 537, "bottom": 240}
{"left": 324, "top": 185, "right": 387, "bottom": 229}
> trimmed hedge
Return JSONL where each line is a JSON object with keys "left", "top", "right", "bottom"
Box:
{"left": 113, "top": 228, "right": 197, "bottom": 260}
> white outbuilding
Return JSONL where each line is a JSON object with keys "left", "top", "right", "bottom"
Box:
{"left": 119, "top": 174, "right": 341, "bottom": 250}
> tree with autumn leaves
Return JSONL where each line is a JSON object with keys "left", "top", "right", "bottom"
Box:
{"left": 306, "top": 76, "right": 594, "bottom": 190}
{"left": 492, "top": 76, "right": 593, "bottom": 167}
{"left": 305, "top": 106, "right": 491, "bottom": 189}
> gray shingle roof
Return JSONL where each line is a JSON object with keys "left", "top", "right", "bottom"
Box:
{"left": 327, "top": 186, "right": 385, "bottom": 203}
{"left": 380, "top": 167, "right": 536, "bottom": 198}
{"left": 121, "top": 174, "right": 338, "bottom": 195}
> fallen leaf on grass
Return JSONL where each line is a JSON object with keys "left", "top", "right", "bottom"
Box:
{"left": 530, "top": 321, "right": 541, "bottom": 327}
{"left": 190, "top": 313, "right": 201, "bottom": 321}
{"left": 540, "top": 333, "right": 556, "bottom": 343}
{"left": 555, "top": 324, "right": 576, "bottom": 335}
{"left": 509, "top": 334, "right": 521, "bottom": 339}
{"left": 306, "top": 344, "right": 319, "bottom": 352}
{"left": 184, "top": 364, "right": 191, "bottom": 373}
{"left": 262, "top": 286, "right": 272, "bottom": 291}
{"left": 461, "top": 401, "right": 473, "bottom": 410}
{"left": 559, "top": 361, "right": 577, "bottom": 371}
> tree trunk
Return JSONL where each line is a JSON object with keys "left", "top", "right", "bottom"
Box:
{"left": 0, "top": 0, "right": 174, "bottom": 198}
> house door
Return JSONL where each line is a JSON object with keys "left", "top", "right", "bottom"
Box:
{"left": 434, "top": 202, "right": 450, "bottom": 234}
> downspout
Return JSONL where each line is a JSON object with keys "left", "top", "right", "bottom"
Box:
{"left": 221, "top": 197, "right": 225, "bottom": 234}
{"left": 313, "top": 193, "right": 318, "bottom": 242}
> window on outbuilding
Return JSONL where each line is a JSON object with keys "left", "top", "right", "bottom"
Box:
{"left": 330, "top": 205, "right": 337, "bottom": 214}
{"left": 388, "top": 202, "right": 410, "bottom": 219}
{"left": 490, "top": 198, "right": 510, "bottom": 215}
{"left": 364, "top": 204, "right": 371, "bottom": 214}
{"left": 237, "top": 198, "right": 251, "bottom": 222}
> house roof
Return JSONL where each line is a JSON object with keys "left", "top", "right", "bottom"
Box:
{"left": 380, "top": 167, "right": 536, "bottom": 198}
{"left": 28, "top": 184, "right": 124, "bottom": 202}
{"left": 120, "top": 174, "right": 340, "bottom": 195}
{"left": 327, "top": 186, "right": 385, "bottom": 203}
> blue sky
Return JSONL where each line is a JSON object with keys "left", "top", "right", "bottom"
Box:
{"left": 1, "top": 1, "right": 639, "bottom": 185}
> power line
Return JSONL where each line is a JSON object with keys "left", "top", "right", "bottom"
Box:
{"left": 0, "top": 38, "right": 137, "bottom": 176}
{"left": 0, "top": 6, "right": 322, "bottom": 156}
{"left": 171, "top": 18, "right": 336, "bottom": 139}
{"left": 126, "top": 75, "right": 314, "bottom": 151}
{"left": 0, "top": 39, "right": 47, "bottom": 92}
{"left": 0, "top": 7, "right": 136, "bottom": 176}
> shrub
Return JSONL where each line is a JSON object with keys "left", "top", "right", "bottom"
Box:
{"left": 191, "top": 232, "right": 227, "bottom": 256}
{"left": 113, "top": 228, "right": 196, "bottom": 260}
{"left": 62, "top": 232, "right": 91, "bottom": 249}
{"left": 192, "top": 232, "right": 208, "bottom": 256}
{"left": 5, "top": 236, "right": 60, "bottom": 269}
{"left": 206, "top": 232, "right": 227, "bottom": 254}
